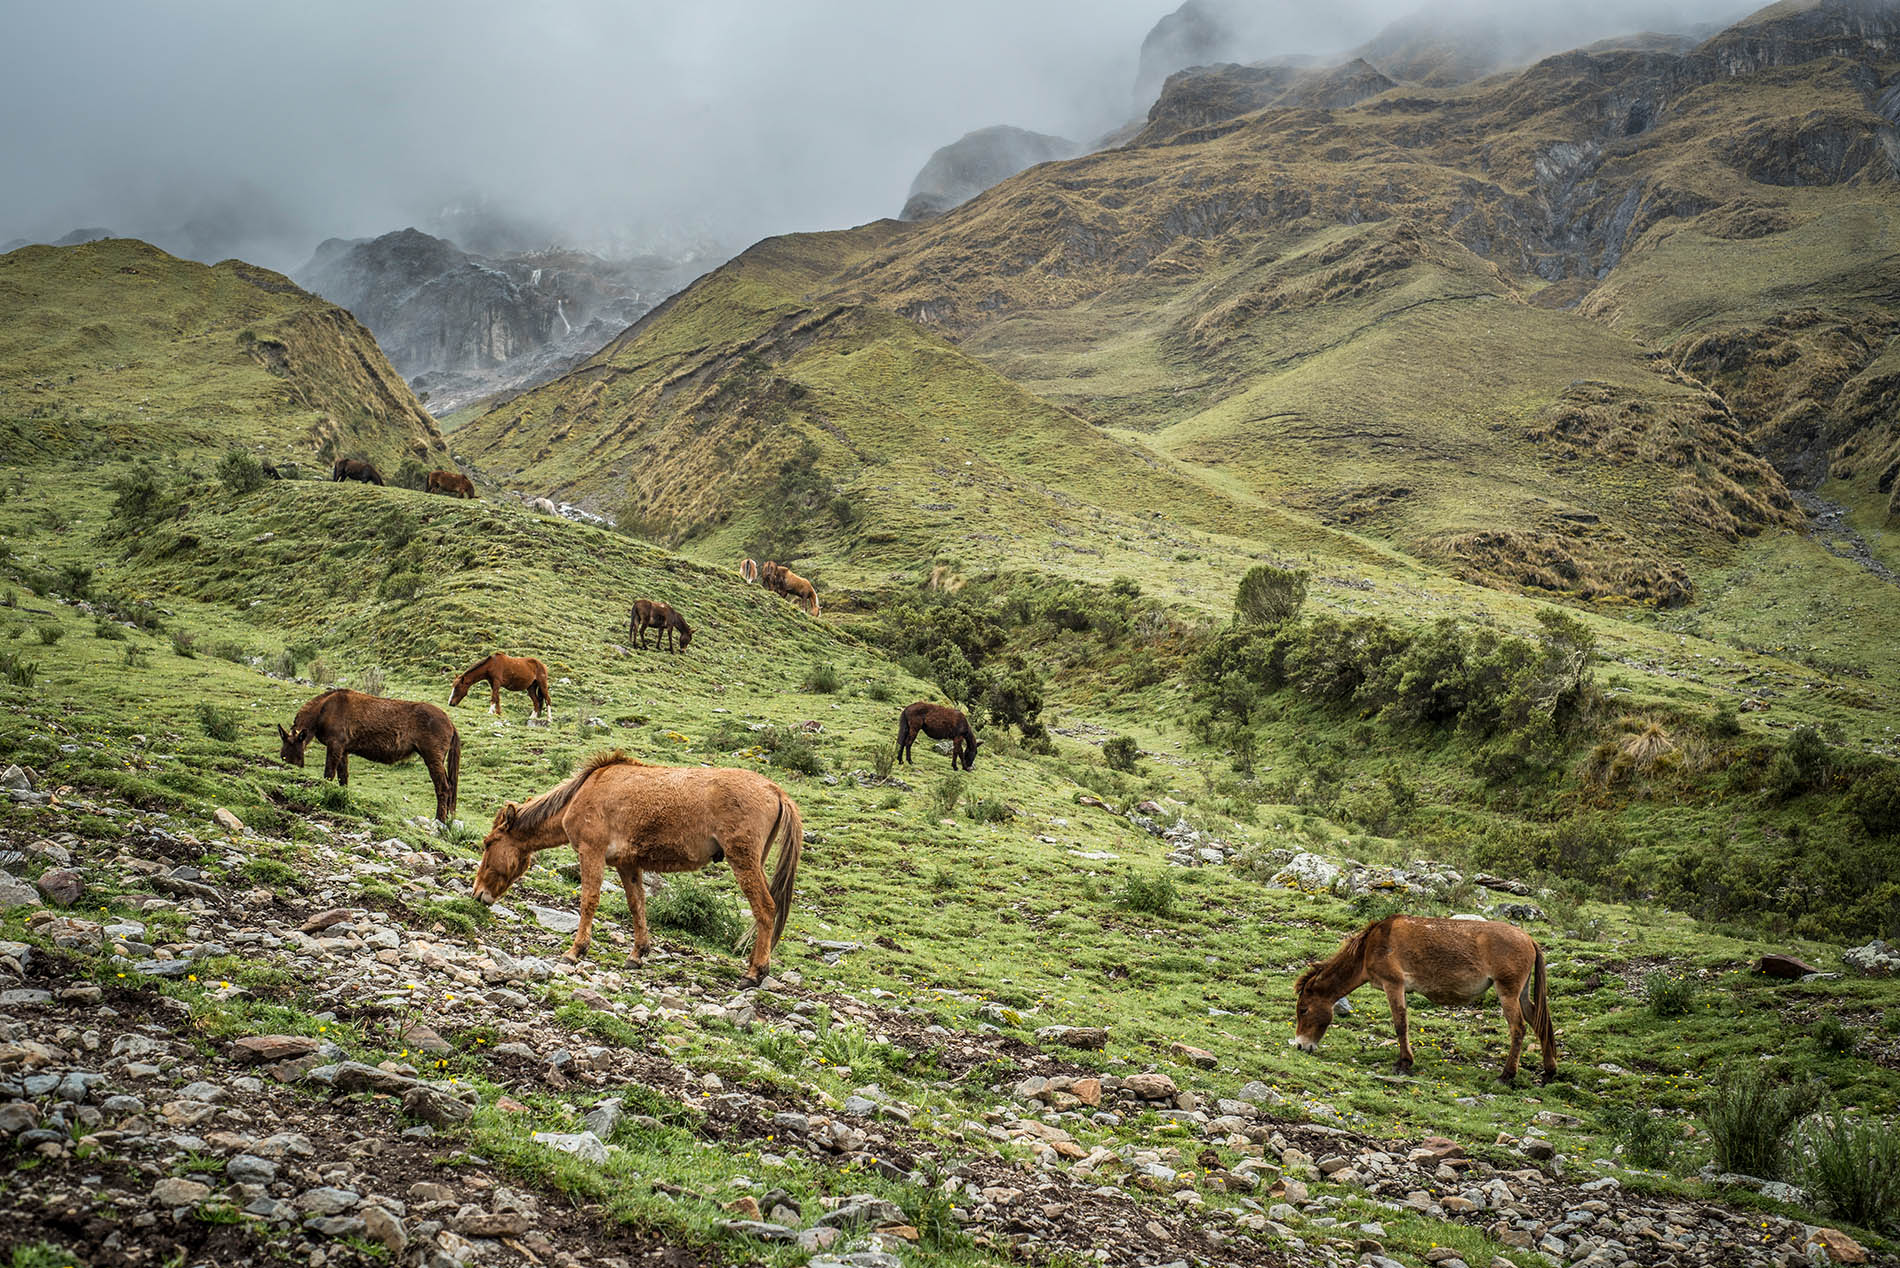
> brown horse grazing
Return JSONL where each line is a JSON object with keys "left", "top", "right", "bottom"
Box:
{"left": 332, "top": 458, "right": 385, "bottom": 486}
{"left": 629, "top": 599, "right": 693, "bottom": 652}
{"left": 426, "top": 470, "right": 476, "bottom": 498}
{"left": 471, "top": 751, "right": 803, "bottom": 984}
{"left": 739, "top": 558, "right": 760, "bottom": 585}
{"left": 1293, "top": 915, "right": 1557, "bottom": 1084}
{"left": 777, "top": 566, "right": 820, "bottom": 616}
{"left": 451, "top": 653, "right": 551, "bottom": 719}
{"left": 278, "top": 688, "right": 460, "bottom": 822}
{"left": 758, "top": 560, "right": 786, "bottom": 594}
{"left": 896, "top": 702, "right": 978, "bottom": 770}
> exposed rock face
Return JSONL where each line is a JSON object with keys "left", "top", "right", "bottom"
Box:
{"left": 296, "top": 229, "right": 710, "bottom": 413}
{"left": 1137, "top": 58, "right": 1396, "bottom": 145}
{"left": 1135, "top": 0, "right": 1247, "bottom": 106}
{"left": 899, "top": 126, "right": 1081, "bottom": 221}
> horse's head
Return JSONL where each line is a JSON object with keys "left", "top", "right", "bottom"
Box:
{"left": 676, "top": 622, "right": 692, "bottom": 650}
{"left": 472, "top": 802, "right": 533, "bottom": 904}
{"left": 960, "top": 732, "right": 979, "bottom": 770}
{"left": 448, "top": 671, "right": 470, "bottom": 707}
{"left": 277, "top": 723, "right": 310, "bottom": 767}
{"left": 1291, "top": 965, "right": 1336, "bottom": 1052}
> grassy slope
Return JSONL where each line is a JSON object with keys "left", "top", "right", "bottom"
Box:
{"left": 0, "top": 238, "right": 446, "bottom": 471}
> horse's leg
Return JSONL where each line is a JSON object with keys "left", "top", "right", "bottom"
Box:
{"left": 334, "top": 751, "right": 349, "bottom": 786}
{"left": 1497, "top": 973, "right": 1529, "bottom": 1085}
{"left": 322, "top": 746, "right": 337, "bottom": 781}
{"left": 616, "top": 863, "right": 650, "bottom": 962}
{"left": 489, "top": 679, "right": 502, "bottom": 718}
{"left": 567, "top": 846, "right": 605, "bottom": 962}
{"left": 422, "top": 749, "right": 451, "bottom": 824}
{"left": 1383, "top": 980, "right": 1414, "bottom": 1075}
{"left": 728, "top": 849, "right": 778, "bottom": 987}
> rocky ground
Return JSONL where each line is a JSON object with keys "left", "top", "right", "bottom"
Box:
{"left": 0, "top": 781, "right": 1888, "bottom": 1268}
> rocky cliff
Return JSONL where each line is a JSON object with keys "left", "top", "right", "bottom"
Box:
{"left": 899, "top": 126, "right": 1082, "bottom": 221}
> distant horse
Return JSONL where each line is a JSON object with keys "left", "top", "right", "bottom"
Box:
{"left": 277, "top": 688, "right": 459, "bottom": 822}
{"left": 451, "top": 653, "right": 551, "bottom": 719}
{"left": 472, "top": 751, "right": 803, "bottom": 985}
{"left": 629, "top": 599, "right": 693, "bottom": 652}
{"left": 332, "top": 458, "right": 385, "bottom": 486}
{"left": 739, "top": 558, "right": 760, "bottom": 585}
{"left": 759, "top": 561, "right": 786, "bottom": 593}
{"left": 1293, "top": 914, "right": 1557, "bottom": 1084}
{"left": 426, "top": 470, "right": 476, "bottom": 499}
{"left": 262, "top": 461, "right": 283, "bottom": 481}
{"left": 896, "top": 702, "right": 978, "bottom": 770}
{"left": 777, "top": 567, "right": 819, "bottom": 616}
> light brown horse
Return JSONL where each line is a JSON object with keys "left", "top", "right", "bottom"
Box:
{"left": 471, "top": 752, "right": 803, "bottom": 985}
{"left": 1293, "top": 915, "right": 1557, "bottom": 1084}
{"left": 739, "top": 558, "right": 760, "bottom": 585}
{"left": 450, "top": 653, "right": 551, "bottom": 719}
{"left": 759, "top": 561, "right": 818, "bottom": 616}
{"left": 426, "top": 470, "right": 476, "bottom": 498}
{"left": 278, "top": 688, "right": 460, "bottom": 822}
{"left": 629, "top": 599, "right": 693, "bottom": 652}
{"left": 897, "top": 701, "right": 978, "bottom": 770}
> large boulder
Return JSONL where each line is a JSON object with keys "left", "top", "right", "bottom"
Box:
{"left": 1843, "top": 939, "right": 1898, "bottom": 976}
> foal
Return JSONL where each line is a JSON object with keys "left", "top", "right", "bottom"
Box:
{"left": 629, "top": 599, "right": 693, "bottom": 652}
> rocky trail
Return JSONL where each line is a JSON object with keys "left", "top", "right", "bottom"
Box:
{"left": 1794, "top": 492, "right": 1898, "bottom": 589}
{"left": 0, "top": 783, "right": 1888, "bottom": 1268}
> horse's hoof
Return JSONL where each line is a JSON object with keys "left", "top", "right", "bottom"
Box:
{"left": 1539, "top": 1070, "right": 1557, "bottom": 1086}
{"left": 564, "top": 949, "right": 585, "bottom": 963}
{"left": 1499, "top": 1071, "right": 1518, "bottom": 1086}
{"left": 736, "top": 975, "right": 761, "bottom": 991}
{"left": 1394, "top": 1061, "right": 1414, "bottom": 1076}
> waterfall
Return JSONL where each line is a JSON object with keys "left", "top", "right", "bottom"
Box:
{"left": 556, "top": 300, "right": 573, "bottom": 335}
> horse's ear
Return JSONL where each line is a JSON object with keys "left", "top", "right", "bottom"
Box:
{"left": 500, "top": 801, "right": 520, "bottom": 830}
{"left": 276, "top": 723, "right": 289, "bottom": 741}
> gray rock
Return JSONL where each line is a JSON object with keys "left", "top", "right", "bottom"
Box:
{"left": 0, "top": 871, "right": 41, "bottom": 912}
{"left": 402, "top": 1085, "right": 474, "bottom": 1127}
{"left": 1844, "top": 939, "right": 1899, "bottom": 976}
{"left": 296, "top": 1186, "right": 361, "bottom": 1216}
{"left": 34, "top": 869, "right": 83, "bottom": 907}
{"left": 531, "top": 1130, "right": 608, "bottom": 1165}
{"left": 583, "top": 1097, "right": 623, "bottom": 1139}
{"left": 817, "top": 1195, "right": 904, "bottom": 1228}
{"left": 227, "top": 1154, "right": 278, "bottom": 1185}
{"left": 1035, "top": 1025, "right": 1109, "bottom": 1049}
{"left": 362, "top": 1205, "right": 408, "bottom": 1255}
{"left": 0, "top": 1102, "right": 40, "bottom": 1134}
{"left": 719, "top": 1219, "right": 798, "bottom": 1241}
{"left": 152, "top": 1177, "right": 211, "bottom": 1206}
{"left": 527, "top": 905, "right": 580, "bottom": 934}
{"left": 305, "top": 1215, "right": 366, "bottom": 1238}
{"left": 1268, "top": 853, "right": 1341, "bottom": 894}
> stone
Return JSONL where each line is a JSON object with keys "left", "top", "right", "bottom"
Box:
{"left": 226, "top": 1154, "right": 278, "bottom": 1185}
{"left": 528, "top": 905, "right": 581, "bottom": 934}
{"left": 452, "top": 1209, "right": 531, "bottom": 1237}
{"left": 1124, "top": 1072, "right": 1179, "bottom": 1101}
{"left": 817, "top": 1196, "right": 904, "bottom": 1228}
{"left": 1809, "top": 1228, "right": 1869, "bottom": 1264}
{"left": 403, "top": 1085, "right": 474, "bottom": 1126}
{"left": 719, "top": 1220, "right": 797, "bottom": 1241}
{"left": 531, "top": 1130, "right": 608, "bottom": 1165}
{"left": 329, "top": 1062, "right": 419, "bottom": 1094}
{"left": 1072, "top": 1077, "right": 1102, "bottom": 1106}
{"left": 296, "top": 1187, "right": 361, "bottom": 1216}
{"left": 0, "top": 871, "right": 41, "bottom": 912}
{"left": 34, "top": 869, "right": 83, "bottom": 907}
{"left": 1521, "top": 1138, "right": 1556, "bottom": 1161}
{"left": 1168, "top": 1042, "right": 1217, "bottom": 1069}
{"left": 1754, "top": 953, "right": 1820, "bottom": 979}
{"left": 362, "top": 1206, "right": 408, "bottom": 1255}
{"left": 583, "top": 1097, "right": 622, "bottom": 1139}
{"left": 0, "top": 1102, "right": 40, "bottom": 1134}
{"left": 152, "top": 1178, "right": 211, "bottom": 1206}
{"left": 400, "top": 1022, "right": 453, "bottom": 1055}
{"left": 212, "top": 808, "right": 246, "bottom": 834}
{"left": 1843, "top": 939, "right": 1898, "bottom": 976}
{"left": 298, "top": 908, "right": 354, "bottom": 933}
{"left": 229, "top": 1034, "right": 321, "bottom": 1065}
{"left": 1036, "top": 1025, "right": 1109, "bottom": 1049}
{"left": 1268, "top": 852, "right": 1341, "bottom": 893}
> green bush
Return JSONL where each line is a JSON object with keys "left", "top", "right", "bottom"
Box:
{"left": 963, "top": 794, "right": 1014, "bottom": 823}
{"left": 649, "top": 876, "right": 746, "bottom": 945}
{"left": 1848, "top": 765, "right": 1900, "bottom": 838}
{"left": 1643, "top": 970, "right": 1698, "bottom": 1018}
{"left": 0, "top": 650, "right": 40, "bottom": 689}
{"left": 766, "top": 729, "right": 824, "bottom": 777}
{"left": 36, "top": 624, "right": 61, "bottom": 646}
{"left": 56, "top": 563, "right": 92, "bottom": 598}
{"left": 169, "top": 629, "right": 195, "bottom": 657}
{"left": 216, "top": 447, "right": 266, "bottom": 494}
{"left": 196, "top": 702, "right": 241, "bottom": 742}
{"left": 1234, "top": 564, "right": 1308, "bottom": 628}
{"left": 1103, "top": 736, "right": 1140, "bottom": 772}
{"left": 394, "top": 457, "right": 431, "bottom": 491}
{"left": 106, "top": 466, "right": 173, "bottom": 535}
{"left": 379, "top": 571, "right": 425, "bottom": 602}
{"left": 1602, "top": 1103, "right": 1678, "bottom": 1170}
{"left": 1812, "top": 1014, "right": 1856, "bottom": 1057}
{"left": 359, "top": 665, "right": 388, "bottom": 697}
{"left": 1803, "top": 1114, "right": 1900, "bottom": 1231}
{"left": 803, "top": 662, "right": 842, "bottom": 694}
{"left": 866, "top": 742, "right": 897, "bottom": 782}
{"left": 1709, "top": 699, "right": 1744, "bottom": 740}
{"left": 929, "top": 772, "right": 967, "bottom": 819}
{"left": 1119, "top": 870, "right": 1177, "bottom": 917}
{"left": 1768, "top": 725, "right": 1831, "bottom": 800}
{"left": 1703, "top": 1066, "right": 1818, "bottom": 1179}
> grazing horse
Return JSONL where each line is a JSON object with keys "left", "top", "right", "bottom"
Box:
{"left": 759, "top": 561, "right": 786, "bottom": 593}
{"left": 332, "top": 458, "right": 385, "bottom": 486}
{"left": 277, "top": 688, "right": 459, "bottom": 822}
{"left": 629, "top": 599, "right": 693, "bottom": 652}
{"left": 777, "top": 567, "right": 819, "bottom": 616}
{"left": 471, "top": 751, "right": 803, "bottom": 984}
{"left": 896, "top": 702, "right": 978, "bottom": 770}
{"left": 426, "top": 470, "right": 476, "bottom": 499}
{"left": 451, "top": 653, "right": 551, "bottom": 719}
{"left": 739, "top": 558, "right": 760, "bottom": 585}
{"left": 1293, "top": 915, "right": 1557, "bottom": 1085}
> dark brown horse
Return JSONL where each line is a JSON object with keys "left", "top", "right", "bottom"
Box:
{"left": 426, "top": 470, "right": 476, "bottom": 498}
{"left": 629, "top": 599, "right": 693, "bottom": 652}
{"left": 472, "top": 751, "right": 803, "bottom": 985}
{"left": 277, "top": 688, "right": 460, "bottom": 822}
{"left": 897, "top": 702, "right": 978, "bottom": 770}
{"left": 1293, "top": 915, "right": 1557, "bottom": 1084}
{"left": 332, "top": 458, "right": 385, "bottom": 486}
{"left": 451, "top": 653, "right": 551, "bottom": 719}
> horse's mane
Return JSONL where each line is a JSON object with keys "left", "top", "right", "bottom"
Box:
{"left": 1300, "top": 924, "right": 1376, "bottom": 995}
{"left": 292, "top": 687, "right": 348, "bottom": 731}
{"left": 511, "top": 750, "right": 641, "bottom": 834}
{"left": 455, "top": 654, "right": 495, "bottom": 684}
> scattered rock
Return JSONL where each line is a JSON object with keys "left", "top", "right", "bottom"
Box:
{"left": 1167, "top": 1042, "right": 1217, "bottom": 1069}
{"left": 1036, "top": 1025, "right": 1109, "bottom": 1049}
{"left": 34, "top": 869, "right": 83, "bottom": 907}
{"left": 1843, "top": 939, "right": 1898, "bottom": 976}
{"left": 1808, "top": 1228, "right": 1869, "bottom": 1263}
{"left": 0, "top": 871, "right": 42, "bottom": 912}
{"left": 212, "top": 807, "right": 246, "bottom": 833}
{"left": 152, "top": 1177, "right": 211, "bottom": 1207}
{"left": 1124, "top": 1072, "right": 1179, "bottom": 1101}
{"left": 531, "top": 1130, "right": 608, "bottom": 1165}
{"left": 1754, "top": 953, "right": 1820, "bottom": 979}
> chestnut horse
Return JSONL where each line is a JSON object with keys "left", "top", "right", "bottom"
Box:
{"left": 426, "top": 470, "right": 476, "bottom": 498}
{"left": 451, "top": 653, "right": 551, "bottom": 719}
{"left": 897, "top": 702, "right": 978, "bottom": 770}
{"left": 739, "top": 558, "right": 760, "bottom": 584}
{"left": 332, "top": 458, "right": 385, "bottom": 486}
{"left": 759, "top": 561, "right": 819, "bottom": 616}
{"left": 629, "top": 599, "right": 693, "bottom": 652}
{"left": 277, "top": 688, "right": 460, "bottom": 822}
{"left": 1293, "top": 915, "right": 1557, "bottom": 1084}
{"left": 471, "top": 751, "right": 803, "bottom": 985}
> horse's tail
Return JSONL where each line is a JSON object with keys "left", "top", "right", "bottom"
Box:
{"left": 628, "top": 606, "right": 637, "bottom": 644}
{"left": 1532, "top": 943, "right": 1557, "bottom": 1063}
{"left": 533, "top": 671, "right": 550, "bottom": 715}
{"left": 808, "top": 589, "right": 820, "bottom": 618}
{"left": 446, "top": 728, "right": 461, "bottom": 818}
{"left": 895, "top": 710, "right": 912, "bottom": 751}
{"left": 768, "top": 794, "right": 802, "bottom": 948}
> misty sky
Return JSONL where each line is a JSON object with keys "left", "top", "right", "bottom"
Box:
{"left": 1, "top": 0, "right": 1755, "bottom": 271}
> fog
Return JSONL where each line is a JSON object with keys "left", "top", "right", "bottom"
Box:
{"left": 0, "top": 0, "right": 1756, "bottom": 271}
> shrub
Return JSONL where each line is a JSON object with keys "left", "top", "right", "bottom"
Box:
{"left": 828, "top": 494, "right": 859, "bottom": 527}
{"left": 306, "top": 656, "right": 332, "bottom": 686}
{"left": 1110, "top": 576, "right": 1141, "bottom": 599}
{"left": 1812, "top": 1014, "right": 1856, "bottom": 1057}
{"left": 121, "top": 643, "right": 147, "bottom": 668}
{"left": 1602, "top": 1103, "right": 1678, "bottom": 1170}
{"left": 1709, "top": 699, "right": 1743, "bottom": 740}
{"left": 1768, "top": 725, "right": 1831, "bottom": 800}
{"left": 803, "top": 662, "right": 842, "bottom": 694}
{"left": 1644, "top": 970, "right": 1698, "bottom": 1018}
{"left": 866, "top": 742, "right": 897, "bottom": 782}
{"left": 379, "top": 571, "right": 425, "bottom": 602}
{"left": 93, "top": 618, "right": 126, "bottom": 642}
{"left": 196, "top": 702, "right": 241, "bottom": 742}
{"left": 266, "top": 649, "right": 299, "bottom": 679}
{"left": 394, "top": 458, "right": 431, "bottom": 490}
{"left": 863, "top": 680, "right": 895, "bottom": 703}
{"left": 36, "top": 625, "right": 61, "bottom": 646}
{"left": 1102, "top": 736, "right": 1140, "bottom": 772}
{"left": 1119, "top": 870, "right": 1178, "bottom": 917}
{"left": 215, "top": 447, "right": 266, "bottom": 494}
{"left": 0, "top": 651, "right": 40, "bottom": 689}
{"left": 169, "top": 629, "right": 195, "bottom": 657}
{"left": 649, "top": 876, "right": 747, "bottom": 946}
{"left": 1703, "top": 1066, "right": 1818, "bottom": 1179}
{"left": 106, "top": 467, "right": 171, "bottom": 534}
{"left": 359, "top": 665, "right": 388, "bottom": 697}
{"left": 1848, "top": 765, "right": 1900, "bottom": 838}
{"left": 929, "top": 772, "right": 966, "bottom": 819}
{"left": 1803, "top": 1113, "right": 1900, "bottom": 1231}
{"left": 1235, "top": 564, "right": 1308, "bottom": 628}
{"left": 207, "top": 639, "right": 249, "bottom": 664}
{"left": 766, "top": 729, "right": 824, "bottom": 777}
{"left": 963, "top": 794, "right": 1014, "bottom": 823}
{"left": 56, "top": 563, "right": 93, "bottom": 598}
